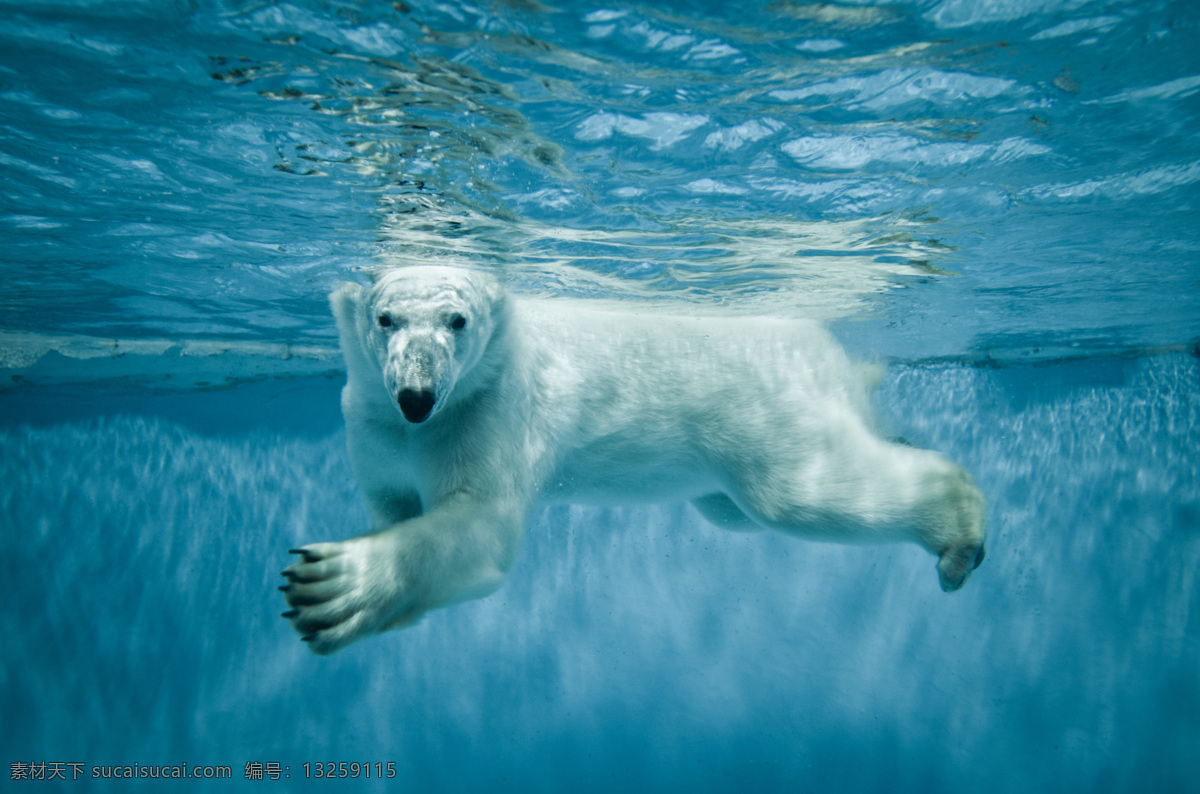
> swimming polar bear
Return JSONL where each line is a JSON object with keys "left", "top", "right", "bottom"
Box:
{"left": 281, "top": 265, "right": 986, "bottom": 655}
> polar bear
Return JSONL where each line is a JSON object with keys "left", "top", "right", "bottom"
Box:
{"left": 281, "top": 265, "right": 986, "bottom": 655}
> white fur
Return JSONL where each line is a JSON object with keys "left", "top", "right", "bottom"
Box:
{"left": 282, "top": 265, "right": 986, "bottom": 654}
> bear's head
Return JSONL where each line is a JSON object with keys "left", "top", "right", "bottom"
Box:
{"left": 358, "top": 266, "right": 506, "bottom": 424}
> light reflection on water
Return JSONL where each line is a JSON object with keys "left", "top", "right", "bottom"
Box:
{"left": 2, "top": 0, "right": 1195, "bottom": 349}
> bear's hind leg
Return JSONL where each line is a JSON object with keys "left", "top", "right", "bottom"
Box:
{"left": 721, "top": 434, "right": 987, "bottom": 591}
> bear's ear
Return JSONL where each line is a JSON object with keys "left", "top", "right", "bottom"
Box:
{"left": 359, "top": 263, "right": 391, "bottom": 284}
{"left": 476, "top": 271, "right": 508, "bottom": 310}
{"left": 330, "top": 282, "right": 365, "bottom": 335}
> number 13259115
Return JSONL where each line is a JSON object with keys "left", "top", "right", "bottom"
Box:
{"left": 302, "top": 762, "right": 396, "bottom": 779}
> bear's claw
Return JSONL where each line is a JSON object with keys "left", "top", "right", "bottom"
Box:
{"left": 279, "top": 535, "right": 408, "bottom": 655}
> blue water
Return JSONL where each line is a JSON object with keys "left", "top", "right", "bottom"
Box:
{"left": 2, "top": 0, "right": 1198, "bottom": 791}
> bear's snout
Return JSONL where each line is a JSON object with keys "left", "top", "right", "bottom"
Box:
{"left": 398, "top": 389, "right": 436, "bottom": 423}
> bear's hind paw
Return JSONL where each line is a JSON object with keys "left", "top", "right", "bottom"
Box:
{"left": 936, "top": 540, "right": 986, "bottom": 592}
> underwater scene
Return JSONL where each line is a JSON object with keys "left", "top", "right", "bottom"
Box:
{"left": 1, "top": 0, "right": 1198, "bottom": 791}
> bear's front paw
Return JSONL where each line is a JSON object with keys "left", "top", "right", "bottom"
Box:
{"left": 279, "top": 536, "right": 420, "bottom": 655}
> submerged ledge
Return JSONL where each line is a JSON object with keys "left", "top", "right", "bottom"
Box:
{"left": 1, "top": 331, "right": 1196, "bottom": 391}
{"left": 0, "top": 332, "right": 343, "bottom": 391}
{"left": 905, "top": 341, "right": 1198, "bottom": 369}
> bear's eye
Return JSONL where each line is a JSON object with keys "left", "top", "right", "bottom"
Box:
{"left": 377, "top": 314, "right": 392, "bottom": 328}
{"left": 449, "top": 314, "right": 467, "bottom": 331}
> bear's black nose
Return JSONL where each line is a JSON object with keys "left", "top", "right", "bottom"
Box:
{"left": 398, "top": 389, "right": 436, "bottom": 423}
